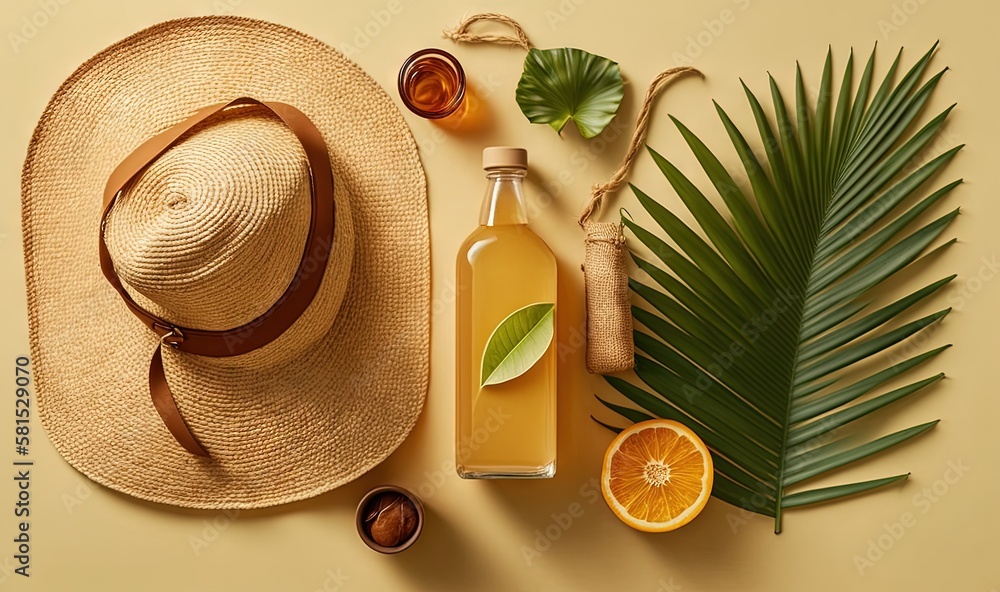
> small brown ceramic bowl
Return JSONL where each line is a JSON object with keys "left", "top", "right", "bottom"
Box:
{"left": 356, "top": 485, "right": 424, "bottom": 554}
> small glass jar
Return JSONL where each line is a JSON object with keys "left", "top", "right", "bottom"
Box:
{"left": 397, "top": 48, "right": 467, "bottom": 119}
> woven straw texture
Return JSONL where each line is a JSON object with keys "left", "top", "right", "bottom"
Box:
{"left": 583, "top": 222, "right": 634, "bottom": 373}
{"left": 20, "top": 17, "right": 429, "bottom": 509}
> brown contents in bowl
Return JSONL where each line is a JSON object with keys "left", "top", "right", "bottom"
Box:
{"left": 363, "top": 492, "right": 419, "bottom": 547}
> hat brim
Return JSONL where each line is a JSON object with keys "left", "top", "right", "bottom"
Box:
{"left": 20, "top": 16, "right": 429, "bottom": 508}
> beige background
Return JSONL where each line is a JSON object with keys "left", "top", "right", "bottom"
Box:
{"left": 1, "top": 0, "right": 997, "bottom": 590}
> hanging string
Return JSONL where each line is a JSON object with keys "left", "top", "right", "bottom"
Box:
{"left": 443, "top": 13, "right": 533, "bottom": 50}
{"left": 577, "top": 66, "right": 701, "bottom": 226}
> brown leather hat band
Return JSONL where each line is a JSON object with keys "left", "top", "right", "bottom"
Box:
{"left": 100, "top": 97, "right": 336, "bottom": 356}
{"left": 99, "top": 98, "right": 336, "bottom": 456}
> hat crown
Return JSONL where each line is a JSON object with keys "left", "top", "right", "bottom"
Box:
{"left": 104, "top": 105, "right": 312, "bottom": 331}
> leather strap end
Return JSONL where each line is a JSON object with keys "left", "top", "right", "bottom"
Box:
{"left": 149, "top": 346, "right": 210, "bottom": 457}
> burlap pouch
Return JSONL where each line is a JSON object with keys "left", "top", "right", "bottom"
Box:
{"left": 582, "top": 221, "right": 633, "bottom": 373}
{"left": 577, "top": 67, "right": 700, "bottom": 373}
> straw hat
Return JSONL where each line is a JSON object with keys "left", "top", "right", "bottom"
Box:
{"left": 20, "top": 17, "right": 429, "bottom": 508}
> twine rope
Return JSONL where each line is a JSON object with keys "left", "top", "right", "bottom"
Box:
{"left": 578, "top": 66, "right": 701, "bottom": 226}
{"left": 442, "top": 13, "right": 532, "bottom": 50}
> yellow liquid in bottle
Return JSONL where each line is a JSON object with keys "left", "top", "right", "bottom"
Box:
{"left": 456, "top": 171, "right": 557, "bottom": 478}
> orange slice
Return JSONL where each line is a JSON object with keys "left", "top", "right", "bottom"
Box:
{"left": 601, "top": 419, "right": 713, "bottom": 532}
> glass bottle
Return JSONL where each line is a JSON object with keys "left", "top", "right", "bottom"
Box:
{"left": 455, "top": 147, "right": 557, "bottom": 479}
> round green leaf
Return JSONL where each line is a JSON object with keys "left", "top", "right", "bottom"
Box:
{"left": 515, "top": 47, "right": 624, "bottom": 138}
{"left": 481, "top": 303, "right": 555, "bottom": 387}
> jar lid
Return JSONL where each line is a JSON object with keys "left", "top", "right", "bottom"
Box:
{"left": 483, "top": 146, "right": 527, "bottom": 170}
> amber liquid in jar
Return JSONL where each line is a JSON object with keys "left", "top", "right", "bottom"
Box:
{"left": 398, "top": 49, "right": 466, "bottom": 119}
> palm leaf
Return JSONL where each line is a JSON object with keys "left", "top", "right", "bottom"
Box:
{"left": 599, "top": 44, "right": 960, "bottom": 533}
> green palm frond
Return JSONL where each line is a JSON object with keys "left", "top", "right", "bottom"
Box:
{"left": 598, "top": 44, "right": 961, "bottom": 533}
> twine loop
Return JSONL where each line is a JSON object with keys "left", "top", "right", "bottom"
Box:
{"left": 443, "top": 13, "right": 532, "bottom": 50}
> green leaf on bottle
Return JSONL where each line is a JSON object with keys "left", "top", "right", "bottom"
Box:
{"left": 515, "top": 47, "right": 624, "bottom": 138}
{"left": 481, "top": 302, "right": 555, "bottom": 387}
